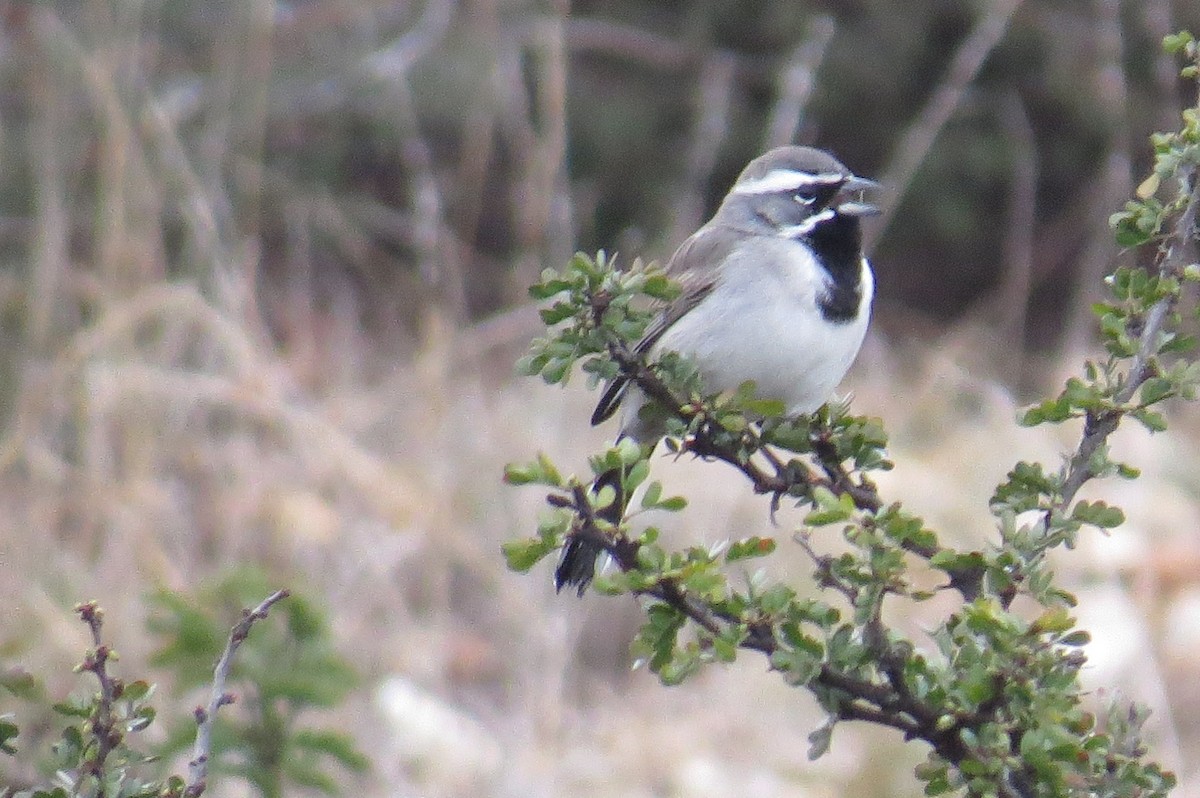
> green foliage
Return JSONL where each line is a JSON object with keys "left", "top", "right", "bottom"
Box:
{"left": 516, "top": 251, "right": 678, "bottom": 389}
{"left": 2, "top": 603, "right": 180, "bottom": 798}
{"left": 0, "top": 577, "right": 364, "bottom": 798}
{"left": 503, "top": 35, "right": 1200, "bottom": 798}
{"left": 147, "top": 570, "right": 367, "bottom": 798}
{"left": 508, "top": 243, "right": 1183, "bottom": 796}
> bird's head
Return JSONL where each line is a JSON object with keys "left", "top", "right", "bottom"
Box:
{"left": 721, "top": 146, "right": 880, "bottom": 239}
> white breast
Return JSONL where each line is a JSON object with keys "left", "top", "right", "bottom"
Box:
{"left": 635, "top": 238, "right": 872, "bottom": 425}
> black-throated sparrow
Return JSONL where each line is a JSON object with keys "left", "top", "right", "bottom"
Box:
{"left": 556, "top": 146, "right": 879, "bottom": 594}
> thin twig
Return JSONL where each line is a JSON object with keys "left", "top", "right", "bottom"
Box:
{"left": 763, "top": 15, "right": 835, "bottom": 149}
{"left": 1061, "top": 0, "right": 1133, "bottom": 355}
{"left": 871, "top": 0, "right": 1023, "bottom": 242}
{"left": 997, "top": 90, "right": 1038, "bottom": 383}
{"left": 669, "top": 51, "right": 736, "bottom": 245}
{"left": 184, "top": 589, "right": 291, "bottom": 798}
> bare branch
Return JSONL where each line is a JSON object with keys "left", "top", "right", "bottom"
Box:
{"left": 565, "top": 17, "right": 696, "bottom": 71}
{"left": 669, "top": 52, "right": 736, "bottom": 245}
{"left": 361, "top": 0, "right": 454, "bottom": 80}
{"left": 871, "top": 0, "right": 1023, "bottom": 242}
{"left": 184, "top": 589, "right": 291, "bottom": 798}
{"left": 764, "top": 15, "right": 836, "bottom": 149}
{"left": 996, "top": 90, "right": 1038, "bottom": 383}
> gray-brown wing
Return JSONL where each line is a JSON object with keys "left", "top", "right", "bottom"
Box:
{"left": 590, "top": 228, "right": 739, "bottom": 426}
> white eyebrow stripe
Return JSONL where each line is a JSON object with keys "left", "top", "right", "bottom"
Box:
{"left": 733, "top": 170, "right": 845, "bottom": 195}
{"left": 777, "top": 208, "right": 836, "bottom": 238}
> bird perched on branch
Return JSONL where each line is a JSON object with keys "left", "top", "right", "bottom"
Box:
{"left": 556, "top": 145, "right": 880, "bottom": 595}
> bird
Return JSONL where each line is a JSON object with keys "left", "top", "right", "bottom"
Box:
{"left": 555, "top": 145, "right": 880, "bottom": 595}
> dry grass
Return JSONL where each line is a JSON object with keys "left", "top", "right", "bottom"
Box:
{"left": 2, "top": 4, "right": 1200, "bottom": 798}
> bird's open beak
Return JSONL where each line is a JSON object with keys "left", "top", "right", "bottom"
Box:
{"left": 835, "top": 176, "right": 881, "bottom": 217}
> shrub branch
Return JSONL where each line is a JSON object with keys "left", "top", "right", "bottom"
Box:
{"left": 1059, "top": 173, "right": 1199, "bottom": 508}
{"left": 184, "top": 589, "right": 291, "bottom": 798}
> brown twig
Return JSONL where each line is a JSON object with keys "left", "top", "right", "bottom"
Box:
{"left": 184, "top": 589, "right": 291, "bottom": 798}
{"left": 604, "top": 327, "right": 954, "bottom": 575}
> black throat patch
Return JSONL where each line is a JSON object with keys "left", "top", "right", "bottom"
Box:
{"left": 803, "top": 212, "right": 865, "bottom": 324}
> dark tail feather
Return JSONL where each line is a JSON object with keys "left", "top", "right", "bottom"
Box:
{"left": 555, "top": 466, "right": 625, "bottom": 596}
{"left": 591, "top": 376, "right": 629, "bottom": 426}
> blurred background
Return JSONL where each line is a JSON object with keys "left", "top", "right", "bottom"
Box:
{"left": 3, "top": 1, "right": 1200, "bottom": 796}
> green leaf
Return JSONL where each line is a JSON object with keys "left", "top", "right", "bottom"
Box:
{"left": 1136, "top": 172, "right": 1161, "bottom": 199}
{"left": 804, "top": 486, "right": 855, "bottom": 526}
{"left": 0, "top": 714, "right": 18, "bottom": 755}
{"left": 122, "top": 679, "right": 152, "bottom": 702}
{"left": 502, "top": 459, "right": 557, "bottom": 486}
{"left": 538, "top": 301, "right": 576, "bottom": 325}
{"left": 528, "top": 276, "right": 572, "bottom": 300}
{"left": 0, "top": 667, "right": 44, "bottom": 701}
{"left": 501, "top": 537, "right": 556, "bottom": 572}
{"left": 1060, "top": 630, "right": 1091, "bottom": 646}
{"left": 1139, "top": 376, "right": 1175, "bottom": 406}
{"left": 53, "top": 695, "right": 93, "bottom": 718}
{"left": 535, "top": 452, "right": 563, "bottom": 487}
{"left": 1071, "top": 501, "right": 1125, "bottom": 529}
{"left": 625, "top": 459, "right": 650, "bottom": 493}
{"left": 682, "top": 567, "right": 727, "bottom": 601}
{"left": 1116, "top": 462, "right": 1142, "bottom": 479}
{"left": 639, "top": 480, "right": 686, "bottom": 511}
{"left": 1030, "top": 605, "right": 1074, "bottom": 634}
{"left": 616, "top": 437, "right": 644, "bottom": 466}
{"left": 1019, "top": 395, "right": 1073, "bottom": 426}
{"left": 770, "top": 642, "right": 822, "bottom": 686}
{"left": 642, "top": 272, "right": 680, "bottom": 301}
{"left": 128, "top": 705, "right": 155, "bottom": 733}
{"left": 655, "top": 495, "right": 688, "bottom": 511}
{"left": 1130, "top": 408, "right": 1168, "bottom": 432}
{"left": 1164, "top": 30, "right": 1195, "bottom": 54}
{"left": 1113, "top": 219, "right": 1153, "bottom": 248}
{"left": 726, "top": 536, "right": 777, "bottom": 562}
{"left": 594, "top": 484, "right": 617, "bottom": 510}
{"left": 632, "top": 603, "right": 687, "bottom": 674}
{"left": 807, "top": 719, "right": 836, "bottom": 760}
{"left": 539, "top": 356, "right": 572, "bottom": 384}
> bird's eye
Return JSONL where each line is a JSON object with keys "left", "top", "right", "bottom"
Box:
{"left": 793, "top": 192, "right": 816, "bottom": 206}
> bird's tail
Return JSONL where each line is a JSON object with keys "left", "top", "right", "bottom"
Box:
{"left": 554, "top": 465, "right": 625, "bottom": 596}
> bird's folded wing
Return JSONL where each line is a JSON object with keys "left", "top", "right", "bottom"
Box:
{"left": 590, "top": 228, "right": 737, "bottom": 426}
